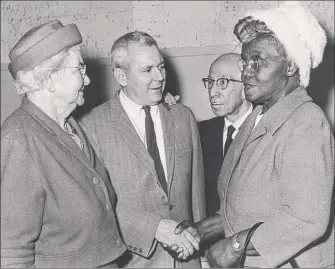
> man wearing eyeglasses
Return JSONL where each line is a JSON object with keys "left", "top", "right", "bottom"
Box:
{"left": 199, "top": 52, "right": 252, "bottom": 218}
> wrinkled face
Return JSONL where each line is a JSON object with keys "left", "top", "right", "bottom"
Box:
{"left": 241, "top": 36, "right": 289, "bottom": 106}
{"left": 51, "top": 48, "right": 90, "bottom": 108}
{"left": 207, "top": 60, "right": 245, "bottom": 117}
{"left": 123, "top": 44, "right": 166, "bottom": 106}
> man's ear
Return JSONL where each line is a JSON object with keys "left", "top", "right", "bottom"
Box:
{"left": 286, "top": 61, "right": 298, "bottom": 77}
{"left": 113, "top": 68, "right": 127, "bottom": 87}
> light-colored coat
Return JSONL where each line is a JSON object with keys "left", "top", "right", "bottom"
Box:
{"left": 79, "top": 92, "right": 206, "bottom": 268}
{"left": 1, "top": 97, "right": 127, "bottom": 268}
{"left": 218, "top": 86, "right": 334, "bottom": 268}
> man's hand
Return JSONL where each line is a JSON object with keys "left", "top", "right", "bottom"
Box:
{"left": 174, "top": 220, "right": 201, "bottom": 244}
{"left": 164, "top": 93, "right": 180, "bottom": 106}
{"left": 207, "top": 235, "right": 243, "bottom": 268}
{"left": 155, "top": 219, "right": 199, "bottom": 259}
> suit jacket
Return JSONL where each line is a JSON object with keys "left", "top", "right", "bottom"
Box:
{"left": 218, "top": 86, "right": 334, "bottom": 268}
{"left": 1, "top": 97, "right": 126, "bottom": 268}
{"left": 198, "top": 117, "right": 225, "bottom": 216}
{"left": 79, "top": 92, "right": 206, "bottom": 268}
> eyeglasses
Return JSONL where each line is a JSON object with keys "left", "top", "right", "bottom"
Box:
{"left": 238, "top": 56, "right": 283, "bottom": 72}
{"left": 65, "top": 64, "right": 86, "bottom": 77}
{"left": 202, "top": 77, "right": 244, "bottom": 90}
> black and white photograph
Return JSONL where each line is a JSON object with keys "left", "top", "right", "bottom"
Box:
{"left": 1, "top": 1, "right": 334, "bottom": 268}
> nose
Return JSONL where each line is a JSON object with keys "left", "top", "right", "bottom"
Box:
{"left": 209, "top": 83, "right": 221, "bottom": 98}
{"left": 153, "top": 67, "right": 165, "bottom": 82}
{"left": 84, "top": 74, "right": 90, "bottom": 86}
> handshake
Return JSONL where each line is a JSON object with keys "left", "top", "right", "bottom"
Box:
{"left": 155, "top": 214, "right": 225, "bottom": 260}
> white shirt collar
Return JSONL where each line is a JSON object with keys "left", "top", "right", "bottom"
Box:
{"left": 119, "top": 89, "right": 159, "bottom": 119}
{"left": 224, "top": 104, "right": 253, "bottom": 131}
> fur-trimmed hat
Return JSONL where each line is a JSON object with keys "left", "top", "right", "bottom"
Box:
{"left": 8, "top": 20, "right": 82, "bottom": 79}
{"left": 243, "top": 1, "right": 327, "bottom": 87}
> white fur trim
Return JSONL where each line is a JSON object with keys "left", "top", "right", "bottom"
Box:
{"left": 247, "top": 1, "right": 326, "bottom": 87}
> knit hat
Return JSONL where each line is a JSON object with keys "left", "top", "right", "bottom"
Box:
{"left": 8, "top": 20, "right": 82, "bottom": 79}
{"left": 246, "top": 1, "right": 327, "bottom": 87}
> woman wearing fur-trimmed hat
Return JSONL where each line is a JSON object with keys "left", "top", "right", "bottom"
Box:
{"left": 1, "top": 20, "right": 127, "bottom": 268}
{"left": 174, "top": 1, "right": 334, "bottom": 268}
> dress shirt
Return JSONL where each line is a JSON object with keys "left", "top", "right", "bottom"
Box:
{"left": 223, "top": 104, "right": 253, "bottom": 157}
{"left": 119, "top": 90, "right": 167, "bottom": 181}
{"left": 253, "top": 110, "right": 264, "bottom": 131}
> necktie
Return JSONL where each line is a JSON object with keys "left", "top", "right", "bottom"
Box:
{"left": 143, "top": 106, "right": 168, "bottom": 194}
{"left": 224, "top": 125, "right": 236, "bottom": 158}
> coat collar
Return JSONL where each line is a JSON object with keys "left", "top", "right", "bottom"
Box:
{"left": 248, "top": 86, "right": 312, "bottom": 141}
{"left": 20, "top": 97, "right": 95, "bottom": 171}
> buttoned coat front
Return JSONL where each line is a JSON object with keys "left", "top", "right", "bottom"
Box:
{"left": 79, "top": 92, "right": 206, "bottom": 268}
{"left": 218, "top": 87, "right": 334, "bottom": 268}
{"left": 1, "top": 98, "right": 127, "bottom": 268}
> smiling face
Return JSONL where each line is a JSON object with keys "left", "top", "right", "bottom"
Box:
{"left": 51, "top": 47, "right": 90, "bottom": 109}
{"left": 122, "top": 44, "right": 166, "bottom": 106}
{"left": 241, "top": 36, "right": 289, "bottom": 107}
{"left": 207, "top": 55, "right": 245, "bottom": 117}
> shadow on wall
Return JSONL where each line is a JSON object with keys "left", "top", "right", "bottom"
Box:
{"left": 162, "top": 52, "right": 181, "bottom": 98}
{"left": 73, "top": 58, "right": 119, "bottom": 120}
{"left": 307, "top": 32, "right": 335, "bottom": 127}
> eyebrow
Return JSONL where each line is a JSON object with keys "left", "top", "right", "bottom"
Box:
{"left": 139, "top": 61, "right": 165, "bottom": 69}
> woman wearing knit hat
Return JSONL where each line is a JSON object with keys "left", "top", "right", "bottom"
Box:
{"left": 1, "top": 20, "right": 127, "bottom": 268}
{"left": 174, "top": 1, "right": 334, "bottom": 267}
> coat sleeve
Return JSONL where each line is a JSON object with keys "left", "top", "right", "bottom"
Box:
{"left": 250, "top": 114, "right": 335, "bottom": 267}
{"left": 189, "top": 110, "right": 207, "bottom": 222}
{"left": 1, "top": 138, "right": 44, "bottom": 268}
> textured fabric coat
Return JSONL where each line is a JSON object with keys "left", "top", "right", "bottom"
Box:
{"left": 79, "top": 92, "right": 206, "bottom": 268}
{"left": 218, "top": 86, "right": 334, "bottom": 268}
{"left": 1, "top": 97, "right": 127, "bottom": 268}
{"left": 198, "top": 117, "right": 225, "bottom": 216}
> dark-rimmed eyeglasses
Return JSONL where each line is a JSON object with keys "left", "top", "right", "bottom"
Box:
{"left": 202, "top": 77, "right": 244, "bottom": 90}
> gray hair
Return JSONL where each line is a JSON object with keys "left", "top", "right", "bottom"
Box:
{"left": 15, "top": 45, "right": 79, "bottom": 95}
{"left": 110, "top": 31, "right": 158, "bottom": 71}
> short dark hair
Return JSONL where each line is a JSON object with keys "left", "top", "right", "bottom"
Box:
{"left": 110, "top": 31, "right": 158, "bottom": 71}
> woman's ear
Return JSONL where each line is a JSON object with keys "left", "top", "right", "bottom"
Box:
{"left": 113, "top": 68, "right": 127, "bottom": 87}
{"left": 286, "top": 61, "right": 298, "bottom": 77}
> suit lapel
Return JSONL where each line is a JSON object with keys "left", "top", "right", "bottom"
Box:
{"left": 159, "top": 103, "right": 175, "bottom": 196}
{"left": 111, "top": 96, "right": 158, "bottom": 180}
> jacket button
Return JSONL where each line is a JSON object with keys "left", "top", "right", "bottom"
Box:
{"left": 169, "top": 204, "right": 173, "bottom": 210}
{"left": 106, "top": 203, "right": 111, "bottom": 211}
{"left": 93, "top": 177, "right": 100, "bottom": 185}
{"left": 128, "top": 244, "right": 132, "bottom": 249}
{"left": 133, "top": 247, "right": 138, "bottom": 251}
{"left": 139, "top": 248, "right": 143, "bottom": 253}
{"left": 116, "top": 237, "right": 123, "bottom": 247}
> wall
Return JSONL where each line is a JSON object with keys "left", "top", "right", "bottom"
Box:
{"left": 1, "top": 1, "right": 334, "bottom": 129}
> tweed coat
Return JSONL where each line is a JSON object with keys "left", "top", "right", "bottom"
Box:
{"left": 79, "top": 92, "right": 206, "bottom": 268}
{"left": 218, "top": 86, "right": 334, "bottom": 268}
{"left": 1, "top": 97, "right": 127, "bottom": 268}
{"left": 198, "top": 117, "right": 226, "bottom": 217}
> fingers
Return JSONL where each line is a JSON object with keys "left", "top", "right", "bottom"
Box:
{"left": 174, "top": 220, "right": 192, "bottom": 235}
{"left": 175, "top": 95, "right": 180, "bottom": 102}
{"left": 182, "top": 230, "right": 200, "bottom": 251}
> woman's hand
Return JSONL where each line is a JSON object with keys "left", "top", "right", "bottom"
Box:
{"left": 207, "top": 235, "right": 243, "bottom": 268}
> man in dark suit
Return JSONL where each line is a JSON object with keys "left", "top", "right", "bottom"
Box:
{"left": 198, "top": 53, "right": 252, "bottom": 217}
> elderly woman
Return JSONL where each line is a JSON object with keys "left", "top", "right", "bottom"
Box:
{"left": 175, "top": 1, "right": 334, "bottom": 268}
{"left": 1, "top": 20, "right": 126, "bottom": 268}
